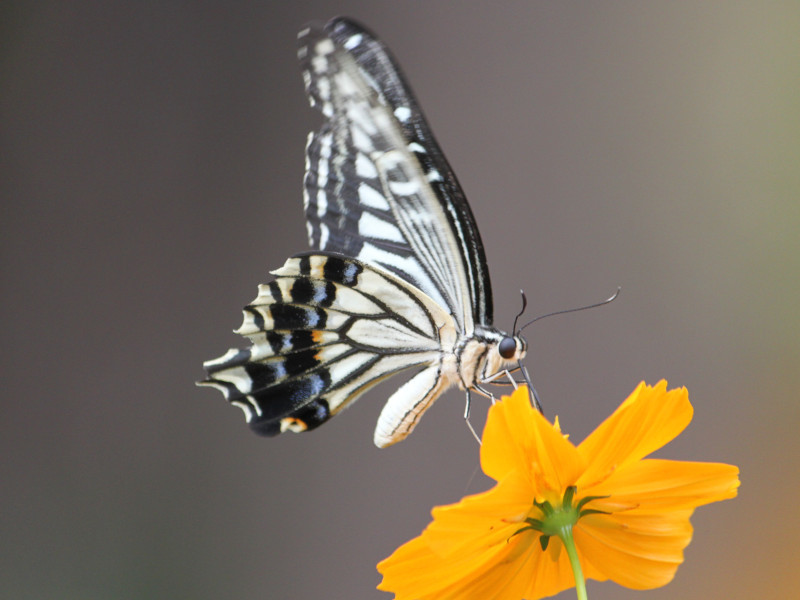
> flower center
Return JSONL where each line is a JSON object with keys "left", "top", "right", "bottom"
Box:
{"left": 512, "top": 486, "right": 608, "bottom": 551}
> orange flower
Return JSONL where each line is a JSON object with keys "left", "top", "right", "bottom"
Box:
{"left": 377, "top": 382, "right": 739, "bottom": 600}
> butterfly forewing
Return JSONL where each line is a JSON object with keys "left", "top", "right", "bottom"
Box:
{"left": 299, "top": 18, "right": 494, "bottom": 332}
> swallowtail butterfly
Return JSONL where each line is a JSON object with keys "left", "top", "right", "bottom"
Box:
{"left": 199, "top": 17, "right": 528, "bottom": 447}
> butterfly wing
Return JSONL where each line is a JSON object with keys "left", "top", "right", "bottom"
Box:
{"left": 299, "top": 18, "right": 494, "bottom": 333}
{"left": 199, "top": 253, "right": 456, "bottom": 445}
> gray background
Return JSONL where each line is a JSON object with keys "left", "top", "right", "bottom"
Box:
{"left": 3, "top": 2, "right": 798, "bottom": 598}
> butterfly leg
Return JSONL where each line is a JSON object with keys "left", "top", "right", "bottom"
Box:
{"left": 481, "top": 368, "right": 521, "bottom": 389}
{"left": 463, "top": 390, "right": 482, "bottom": 445}
{"left": 515, "top": 362, "right": 543, "bottom": 413}
{"left": 480, "top": 364, "right": 544, "bottom": 413}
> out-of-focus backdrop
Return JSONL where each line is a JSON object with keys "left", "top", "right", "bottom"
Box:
{"left": 3, "top": 2, "right": 797, "bottom": 598}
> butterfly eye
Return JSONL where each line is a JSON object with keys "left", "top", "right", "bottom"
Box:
{"left": 498, "top": 336, "right": 517, "bottom": 359}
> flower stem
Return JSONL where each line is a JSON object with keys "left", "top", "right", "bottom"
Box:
{"left": 558, "top": 524, "right": 588, "bottom": 600}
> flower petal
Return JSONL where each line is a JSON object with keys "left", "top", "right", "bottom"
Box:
{"left": 380, "top": 524, "right": 588, "bottom": 600}
{"left": 480, "top": 387, "right": 540, "bottom": 481}
{"left": 427, "top": 541, "right": 541, "bottom": 600}
{"left": 425, "top": 470, "right": 533, "bottom": 558}
{"left": 575, "top": 510, "right": 694, "bottom": 589}
{"left": 577, "top": 381, "right": 692, "bottom": 486}
{"left": 521, "top": 538, "right": 589, "bottom": 600}
{"left": 586, "top": 458, "right": 740, "bottom": 510}
{"left": 482, "top": 386, "right": 585, "bottom": 493}
{"left": 573, "top": 459, "right": 738, "bottom": 589}
{"left": 377, "top": 525, "right": 536, "bottom": 600}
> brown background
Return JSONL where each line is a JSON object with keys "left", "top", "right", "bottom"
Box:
{"left": 3, "top": 2, "right": 798, "bottom": 598}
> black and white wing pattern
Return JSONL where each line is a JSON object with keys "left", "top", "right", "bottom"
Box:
{"left": 299, "top": 18, "right": 492, "bottom": 334}
{"left": 199, "top": 18, "right": 527, "bottom": 447}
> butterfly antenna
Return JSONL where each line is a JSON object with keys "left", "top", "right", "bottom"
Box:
{"left": 517, "top": 287, "right": 621, "bottom": 334}
{"left": 512, "top": 290, "right": 528, "bottom": 334}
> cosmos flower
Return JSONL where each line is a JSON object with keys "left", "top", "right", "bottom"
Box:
{"left": 377, "top": 382, "right": 739, "bottom": 600}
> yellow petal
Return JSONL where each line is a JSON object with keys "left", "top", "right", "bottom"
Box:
{"left": 521, "top": 542, "right": 583, "bottom": 600}
{"left": 586, "top": 458, "right": 740, "bottom": 510}
{"left": 572, "top": 457, "right": 739, "bottom": 590}
{"left": 577, "top": 381, "right": 693, "bottom": 486}
{"left": 424, "top": 470, "right": 532, "bottom": 558}
{"left": 480, "top": 386, "right": 540, "bottom": 481}
{"left": 379, "top": 524, "right": 589, "bottom": 600}
{"left": 377, "top": 527, "right": 536, "bottom": 600}
{"left": 424, "top": 542, "right": 540, "bottom": 600}
{"left": 482, "top": 386, "right": 585, "bottom": 493}
{"left": 575, "top": 510, "right": 694, "bottom": 589}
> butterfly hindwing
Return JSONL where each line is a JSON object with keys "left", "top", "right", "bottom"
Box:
{"left": 200, "top": 253, "right": 455, "bottom": 439}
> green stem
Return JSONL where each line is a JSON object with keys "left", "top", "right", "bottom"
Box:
{"left": 558, "top": 524, "right": 588, "bottom": 600}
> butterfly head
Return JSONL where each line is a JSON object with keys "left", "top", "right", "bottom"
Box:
{"left": 498, "top": 335, "right": 520, "bottom": 360}
{"left": 498, "top": 333, "right": 526, "bottom": 363}
{"left": 483, "top": 331, "right": 527, "bottom": 381}
{"left": 497, "top": 291, "right": 529, "bottom": 363}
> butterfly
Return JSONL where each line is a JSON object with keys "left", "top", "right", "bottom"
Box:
{"left": 198, "top": 17, "right": 528, "bottom": 447}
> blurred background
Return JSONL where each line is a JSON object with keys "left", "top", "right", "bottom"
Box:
{"left": 3, "top": 2, "right": 797, "bottom": 598}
